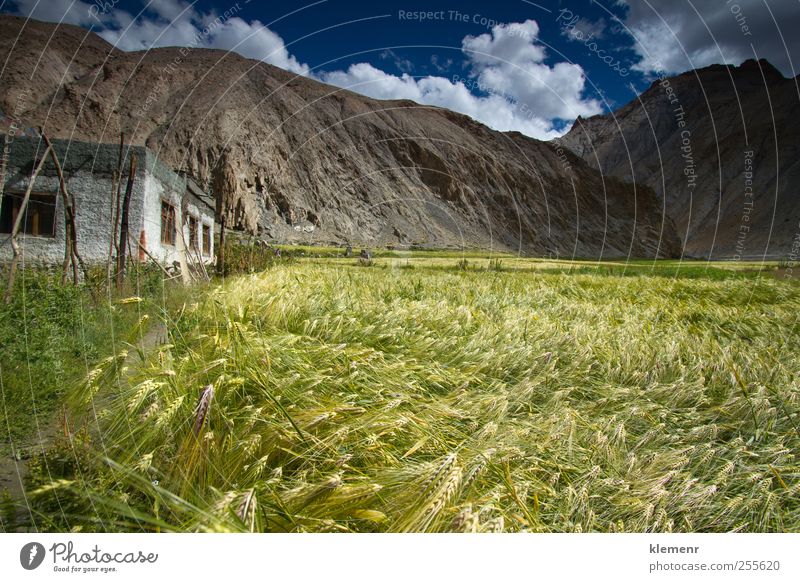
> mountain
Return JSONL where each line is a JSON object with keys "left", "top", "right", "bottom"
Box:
{"left": 557, "top": 59, "right": 800, "bottom": 259}
{"left": 0, "top": 15, "right": 678, "bottom": 257}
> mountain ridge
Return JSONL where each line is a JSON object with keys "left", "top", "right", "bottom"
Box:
{"left": 0, "top": 14, "right": 678, "bottom": 257}
{"left": 557, "top": 57, "right": 800, "bottom": 258}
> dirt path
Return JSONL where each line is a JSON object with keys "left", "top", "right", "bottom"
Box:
{"left": 0, "top": 413, "right": 61, "bottom": 530}
{"left": 0, "top": 320, "right": 166, "bottom": 531}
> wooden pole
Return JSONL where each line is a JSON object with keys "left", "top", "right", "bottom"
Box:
{"left": 116, "top": 152, "right": 137, "bottom": 289}
{"left": 4, "top": 145, "right": 52, "bottom": 303}
{"left": 41, "top": 132, "right": 88, "bottom": 284}
{"left": 61, "top": 221, "right": 71, "bottom": 285}
{"left": 217, "top": 213, "right": 226, "bottom": 276}
{"left": 175, "top": 194, "right": 193, "bottom": 285}
{"left": 107, "top": 132, "right": 125, "bottom": 285}
{"left": 0, "top": 136, "right": 9, "bottom": 209}
{"left": 189, "top": 239, "right": 210, "bottom": 282}
{"left": 128, "top": 232, "right": 172, "bottom": 278}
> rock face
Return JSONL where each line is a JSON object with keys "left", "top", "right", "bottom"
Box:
{"left": 0, "top": 15, "right": 679, "bottom": 257}
{"left": 557, "top": 59, "right": 800, "bottom": 258}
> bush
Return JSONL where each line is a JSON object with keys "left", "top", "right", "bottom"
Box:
{"left": 219, "top": 238, "right": 291, "bottom": 276}
{"left": 487, "top": 258, "right": 504, "bottom": 271}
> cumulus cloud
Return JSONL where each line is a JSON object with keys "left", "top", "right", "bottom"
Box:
{"left": 13, "top": 0, "right": 98, "bottom": 26}
{"left": 463, "top": 20, "right": 546, "bottom": 67}
{"left": 561, "top": 17, "right": 606, "bottom": 42}
{"left": 462, "top": 20, "right": 601, "bottom": 121}
{"left": 317, "top": 20, "right": 600, "bottom": 138}
{"left": 197, "top": 18, "right": 309, "bottom": 75}
{"left": 91, "top": 1, "right": 311, "bottom": 75}
{"left": 318, "top": 20, "right": 601, "bottom": 138}
{"left": 618, "top": 0, "right": 800, "bottom": 76}
{"left": 146, "top": 0, "right": 193, "bottom": 22}
{"left": 11, "top": 2, "right": 600, "bottom": 138}
{"left": 319, "top": 62, "right": 562, "bottom": 139}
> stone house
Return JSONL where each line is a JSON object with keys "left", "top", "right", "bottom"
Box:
{"left": 0, "top": 136, "right": 215, "bottom": 267}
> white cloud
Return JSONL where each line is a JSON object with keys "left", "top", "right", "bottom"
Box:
{"left": 145, "top": 0, "right": 193, "bottom": 22}
{"left": 13, "top": 0, "right": 97, "bottom": 26}
{"left": 462, "top": 20, "right": 601, "bottom": 120}
{"left": 92, "top": 3, "right": 311, "bottom": 75}
{"left": 463, "top": 20, "right": 545, "bottom": 67}
{"left": 561, "top": 17, "right": 606, "bottom": 42}
{"left": 320, "top": 63, "right": 421, "bottom": 101}
{"left": 202, "top": 18, "right": 310, "bottom": 75}
{"left": 321, "top": 20, "right": 601, "bottom": 138}
{"left": 319, "top": 63, "right": 561, "bottom": 139}
{"left": 618, "top": 0, "right": 800, "bottom": 76}
{"left": 320, "top": 20, "right": 601, "bottom": 137}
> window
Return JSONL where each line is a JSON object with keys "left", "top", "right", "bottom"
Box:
{"left": 160, "top": 200, "right": 176, "bottom": 245}
{"left": 188, "top": 215, "right": 199, "bottom": 251}
{"left": 202, "top": 223, "right": 211, "bottom": 256}
{"left": 0, "top": 192, "right": 57, "bottom": 237}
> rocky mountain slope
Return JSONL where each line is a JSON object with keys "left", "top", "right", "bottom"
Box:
{"left": 0, "top": 15, "right": 678, "bottom": 257}
{"left": 557, "top": 59, "right": 800, "bottom": 258}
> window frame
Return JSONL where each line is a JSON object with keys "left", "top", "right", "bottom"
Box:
{"left": 188, "top": 214, "right": 199, "bottom": 252}
{"left": 202, "top": 223, "right": 211, "bottom": 256}
{"left": 0, "top": 190, "right": 58, "bottom": 238}
{"left": 160, "top": 200, "right": 177, "bottom": 246}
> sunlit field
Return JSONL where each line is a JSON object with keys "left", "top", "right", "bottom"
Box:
{"left": 7, "top": 254, "right": 800, "bottom": 532}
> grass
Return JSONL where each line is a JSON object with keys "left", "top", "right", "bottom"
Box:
{"left": 0, "top": 263, "right": 199, "bottom": 530}
{"left": 0, "top": 265, "right": 171, "bottom": 451}
{"left": 11, "top": 256, "right": 800, "bottom": 532}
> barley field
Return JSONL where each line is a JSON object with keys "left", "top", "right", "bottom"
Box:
{"left": 21, "top": 256, "right": 800, "bottom": 532}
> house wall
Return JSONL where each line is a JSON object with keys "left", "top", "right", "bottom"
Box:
{"left": 0, "top": 137, "right": 214, "bottom": 266}
{"left": 140, "top": 150, "right": 215, "bottom": 265}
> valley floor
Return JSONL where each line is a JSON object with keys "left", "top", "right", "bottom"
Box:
{"left": 2, "top": 254, "right": 799, "bottom": 532}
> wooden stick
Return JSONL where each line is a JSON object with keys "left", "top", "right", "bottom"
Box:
{"left": 128, "top": 232, "right": 173, "bottom": 278}
{"left": 41, "top": 132, "right": 88, "bottom": 284}
{"left": 184, "top": 232, "right": 209, "bottom": 282}
{"left": 191, "top": 241, "right": 210, "bottom": 282}
{"left": 0, "top": 136, "right": 9, "bottom": 209}
{"left": 107, "top": 132, "right": 125, "bottom": 285}
{"left": 4, "top": 144, "right": 52, "bottom": 303}
{"left": 61, "top": 220, "right": 71, "bottom": 285}
{"left": 217, "top": 213, "right": 226, "bottom": 275}
{"left": 116, "top": 152, "right": 137, "bottom": 288}
{"left": 175, "top": 196, "right": 193, "bottom": 285}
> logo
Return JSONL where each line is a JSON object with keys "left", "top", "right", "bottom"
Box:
{"left": 20, "top": 542, "right": 46, "bottom": 570}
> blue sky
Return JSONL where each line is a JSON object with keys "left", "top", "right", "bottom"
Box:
{"left": 5, "top": 0, "right": 799, "bottom": 139}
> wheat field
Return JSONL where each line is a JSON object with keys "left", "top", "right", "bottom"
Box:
{"left": 25, "top": 258, "right": 800, "bottom": 532}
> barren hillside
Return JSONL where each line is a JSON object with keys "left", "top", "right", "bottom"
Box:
{"left": 0, "top": 15, "right": 678, "bottom": 257}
